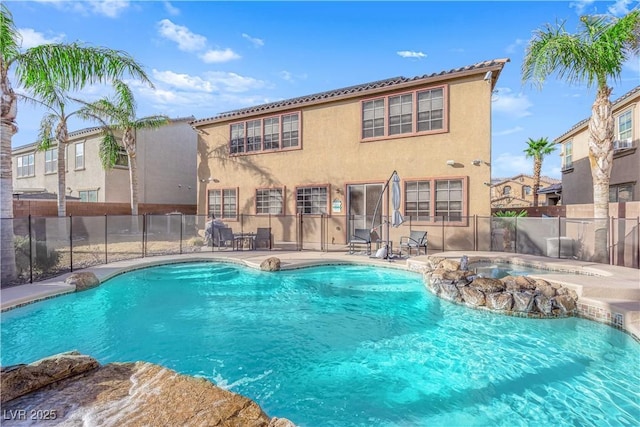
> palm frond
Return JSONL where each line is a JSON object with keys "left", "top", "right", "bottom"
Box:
{"left": 0, "top": 3, "right": 21, "bottom": 67}
{"left": 98, "top": 131, "right": 121, "bottom": 170}
{"left": 36, "top": 114, "right": 57, "bottom": 151}
{"left": 134, "top": 115, "right": 171, "bottom": 130}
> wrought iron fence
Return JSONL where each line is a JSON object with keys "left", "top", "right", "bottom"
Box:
{"left": 1, "top": 213, "right": 638, "bottom": 287}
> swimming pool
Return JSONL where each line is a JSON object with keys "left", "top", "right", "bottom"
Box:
{"left": 470, "top": 261, "right": 567, "bottom": 279}
{"left": 1, "top": 262, "right": 638, "bottom": 426}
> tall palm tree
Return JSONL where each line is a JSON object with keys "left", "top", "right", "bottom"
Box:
{"left": 79, "top": 80, "right": 170, "bottom": 216}
{"left": 522, "top": 10, "right": 640, "bottom": 262}
{"left": 523, "top": 137, "right": 556, "bottom": 207}
{"left": 1, "top": 4, "right": 151, "bottom": 283}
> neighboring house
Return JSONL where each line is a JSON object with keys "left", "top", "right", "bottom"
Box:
{"left": 490, "top": 174, "right": 561, "bottom": 208}
{"left": 555, "top": 86, "right": 639, "bottom": 205}
{"left": 12, "top": 116, "right": 197, "bottom": 207}
{"left": 192, "top": 59, "right": 509, "bottom": 246}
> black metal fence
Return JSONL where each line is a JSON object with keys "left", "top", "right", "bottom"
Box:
{"left": 1, "top": 213, "right": 638, "bottom": 287}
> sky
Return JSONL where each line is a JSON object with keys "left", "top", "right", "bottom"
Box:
{"left": 5, "top": 0, "right": 640, "bottom": 180}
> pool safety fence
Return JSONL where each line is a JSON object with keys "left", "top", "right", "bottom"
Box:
{"left": 1, "top": 214, "right": 638, "bottom": 286}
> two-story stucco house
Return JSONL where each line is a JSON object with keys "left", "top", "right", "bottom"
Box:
{"left": 12, "top": 116, "right": 197, "bottom": 208}
{"left": 192, "top": 59, "right": 509, "bottom": 249}
{"left": 555, "top": 86, "right": 639, "bottom": 207}
{"left": 491, "top": 174, "right": 561, "bottom": 208}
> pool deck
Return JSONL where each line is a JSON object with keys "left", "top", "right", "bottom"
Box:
{"left": 1, "top": 250, "right": 639, "bottom": 340}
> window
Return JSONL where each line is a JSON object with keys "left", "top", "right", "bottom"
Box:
{"left": 405, "top": 181, "right": 431, "bottom": 221}
{"left": 609, "top": 183, "right": 634, "bottom": 202}
{"left": 256, "top": 188, "right": 284, "bottom": 214}
{"left": 75, "top": 142, "right": 85, "bottom": 169}
{"left": 404, "top": 178, "right": 465, "bottom": 223}
{"left": 296, "top": 186, "right": 328, "bottom": 214}
{"left": 503, "top": 185, "right": 511, "bottom": 196}
{"left": 16, "top": 153, "right": 35, "bottom": 177}
{"left": 45, "top": 148, "right": 57, "bottom": 174}
{"left": 208, "top": 189, "right": 237, "bottom": 219}
{"left": 230, "top": 113, "right": 299, "bottom": 155}
{"left": 79, "top": 190, "right": 98, "bottom": 202}
{"left": 362, "top": 99, "right": 385, "bottom": 138}
{"left": 361, "top": 86, "right": 446, "bottom": 139}
{"left": 616, "top": 110, "right": 632, "bottom": 145}
{"left": 523, "top": 186, "right": 532, "bottom": 197}
{"left": 435, "top": 179, "right": 463, "bottom": 221}
{"left": 115, "top": 148, "right": 129, "bottom": 167}
{"left": 563, "top": 141, "right": 573, "bottom": 170}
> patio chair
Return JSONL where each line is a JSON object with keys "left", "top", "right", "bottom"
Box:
{"left": 253, "top": 227, "right": 272, "bottom": 250}
{"left": 349, "top": 228, "right": 377, "bottom": 255}
{"left": 399, "top": 230, "right": 428, "bottom": 256}
{"left": 218, "top": 227, "right": 236, "bottom": 249}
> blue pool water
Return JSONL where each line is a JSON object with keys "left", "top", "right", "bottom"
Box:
{"left": 1, "top": 262, "right": 639, "bottom": 426}
{"left": 470, "top": 262, "right": 562, "bottom": 279}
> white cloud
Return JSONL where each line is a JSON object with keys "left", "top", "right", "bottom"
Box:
{"left": 493, "top": 126, "right": 524, "bottom": 137}
{"left": 157, "top": 19, "right": 207, "bottom": 52}
{"left": 569, "top": 0, "right": 595, "bottom": 15}
{"left": 608, "top": 0, "right": 634, "bottom": 16}
{"left": 397, "top": 50, "right": 426, "bottom": 59}
{"left": 151, "top": 69, "right": 265, "bottom": 94}
{"left": 506, "top": 38, "right": 526, "bottom": 55}
{"left": 89, "top": 0, "right": 130, "bottom": 18}
{"left": 492, "top": 88, "right": 533, "bottom": 118}
{"left": 203, "top": 71, "right": 266, "bottom": 93}
{"left": 163, "top": 1, "right": 180, "bottom": 16}
{"left": 152, "top": 70, "right": 215, "bottom": 92}
{"left": 200, "top": 48, "right": 241, "bottom": 63}
{"left": 278, "top": 71, "right": 307, "bottom": 83}
{"left": 242, "top": 33, "right": 264, "bottom": 47}
{"left": 18, "top": 28, "right": 65, "bottom": 49}
{"left": 492, "top": 152, "right": 533, "bottom": 177}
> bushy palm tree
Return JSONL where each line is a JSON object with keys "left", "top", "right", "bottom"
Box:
{"left": 522, "top": 10, "right": 640, "bottom": 262}
{"left": 1, "top": 4, "right": 151, "bottom": 283}
{"left": 523, "top": 137, "right": 556, "bottom": 207}
{"left": 79, "top": 80, "right": 169, "bottom": 216}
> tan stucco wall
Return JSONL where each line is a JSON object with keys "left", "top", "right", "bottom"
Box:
{"left": 196, "top": 74, "right": 494, "bottom": 244}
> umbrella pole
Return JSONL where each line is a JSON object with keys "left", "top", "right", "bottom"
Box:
{"left": 370, "top": 170, "right": 398, "bottom": 261}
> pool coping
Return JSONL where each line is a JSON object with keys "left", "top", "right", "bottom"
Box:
{"left": 1, "top": 250, "right": 638, "bottom": 340}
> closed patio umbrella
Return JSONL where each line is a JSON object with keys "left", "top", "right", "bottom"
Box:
{"left": 391, "top": 172, "right": 404, "bottom": 228}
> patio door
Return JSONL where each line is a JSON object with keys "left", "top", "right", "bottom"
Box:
{"left": 347, "top": 183, "right": 383, "bottom": 239}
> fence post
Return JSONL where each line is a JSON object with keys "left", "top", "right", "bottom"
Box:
{"left": 105, "top": 214, "right": 108, "bottom": 264}
{"left": 179, "top": 213, "right": 183, "bottom": 255}
{"left": 473, "top": 215, "right": 477, "bottom": 251}
{"left": 514, "top": 216, "right": 519, "bottom": 254}
{"left": 268, "top": 213, "right": 272, "bottom": 251}
{"left": 557, "top": 215, "right": 561, "bottom": 259}
{"left": 441, "top": 216, "right": 445, "bottom": 252}
{"left": 142, "top": 214, "right": 146, "bottom": 258}
{"left": 609, "top": 216, "right": 614, "bottom": 265}
{"left": 28, "top": 214, "right": 33, "bottom": 283}
{"left": 69, "top": 215, "right": 73, "bottom": 272}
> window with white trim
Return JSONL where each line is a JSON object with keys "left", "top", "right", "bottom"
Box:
{"left": 230, "top": 113, "right": 299, "bottom": 154}
{"left": 296, "top": 186, "right": 328, "bottom": 214}
{"left": 616, "top": 110, "right": 633, "bottom": 148}
{"left": 45, "top": 148, "right": 57, "bottom": 174}
{"left": 17, "top": 153, "right": 35, "bottom": 177}
{"left": 79, "top": 190, "right": 98, "bottom": 202}
{"left": 256, "top": 188, "right": 284, "bottom": 214}
{"left": 362, "top": 86, "right": 445, "bottom": 139}
{"left": 562, "top": 141, "right": 573, "bottom": 169}
{"left": 405, "top": 180, "right": 430, "bottom": 221}
{"left": 523, "top": 186, "right": 532, "bottom": 197}
{"left": 75, "top": 142, "right": 85, "bottom": 169}
{"left": 208, "top": 189, "right": 237, "bottom": 219}
{"left": 435, "top": 179, "right": 463, "bottom": 221}
{"left": 503, "top": 186, "right": 511, "bottom": 196}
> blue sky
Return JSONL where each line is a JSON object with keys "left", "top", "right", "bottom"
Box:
{"left": 6, "top": 0, "right": 640, "bottom": 179}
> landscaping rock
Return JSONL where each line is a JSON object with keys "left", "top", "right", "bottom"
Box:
{"left": 65, "top": 272, "right": 100, "bottom": 291}
{"left": 470, "top": 277, "right": 505, "bottom": 293}
{"left": 486, "top": 292, "right": 513, "bottom": 311}
{"left": 260, "top": 257, "right": 281, "bottom": 272}
{"left": 553, "top": 294, "right": 577, "bottom": 314}
{"left": 535, "top": 294, "right": 553, "bottom": 315}
{"left": 512, "top": 291, "right": 536, "bottom": 313}
{"left": 461, "top": 287, "right": 486, "bottom": 307}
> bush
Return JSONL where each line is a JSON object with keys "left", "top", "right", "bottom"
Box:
{"left": 14, "top": 236, "right": 61, "bottom": 274}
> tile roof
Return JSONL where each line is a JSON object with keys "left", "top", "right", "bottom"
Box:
{"left": 537, "top": 183, "right": 562, "bottom": 194}
{"left": 553, "top": 85, "right": 640, "bottom": 143}
{"left": 491, "top": 174, "right": 560, "bottom": 186}
{"left": 192, "top": 58, "right": 509, "bottom": 125}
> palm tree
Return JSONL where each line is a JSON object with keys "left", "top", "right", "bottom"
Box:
{"left": 1, "top": 4, "right": 151, "bottom": 283}
{"left": 523, "top": 137, "right": 556, "bottom": 207}
{"left": 522, "top": 10, "right": 640, "bottom": 262}
{"left": 79, "top": 80, "right": 170, "bottom": 216}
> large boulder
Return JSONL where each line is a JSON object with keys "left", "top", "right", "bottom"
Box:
{"left": 512, "top": 291, "right": 536, "bottom": 313}
{"left": 534, "top": 279, "right": 557, "bottom": 298}
{"left": 486, "top": 292, "right": 513, "bottom": 311}
{"left": 534, "top": 294, "right": 553, "bottom": 315}
{"left": 553, "top": 295, "right": 577, "bottom": 314}
{"left": 470, "top": 277, "right": 505, "bottom": 293}
{"left": 461, "top": 287, "right": 486, "bottom": 307}
{"left": 439, "top": 283, "right": 461, "bottom": 303}
{"left": 260, "top": 257, "right": 281, "bottom": 272}
{"left": 65, "top": 272, "right": 100, "bottom": 292}
{"left": 438, "top": 259, "right": 461, "bottom": 271}
{"left": 1, "top": 351, "right": 99, "bottom": 403}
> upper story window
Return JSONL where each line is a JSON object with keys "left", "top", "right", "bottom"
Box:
{"left": 230, "top": 113, "right": 300, "bottom": 155}
{"left": 523, "top": 186, "right": 532, "bottom": 197}
{"left": 75, "top": 142, "right": 85, "bottom": 169}
{"left": 256, "top": 188, "right": 284, "bottom": 215}
{"left": 115, "top": 148, "right": 129, "bottom": 167}
{"left": 296, "top": 186, "right": 328, "bottom": 215}
{"left": 615, "top": 109, "right": 633, "bottom": 149}
{"left": 562, "top": 141, "right": 573, "bottom": 170}
{"left": 45, "top": 148, "right": 57, "bottom": 174}
{"left": 17, "top": 153, "right": 35, "bottom": 178}
{"left": 502, "top": 185, "right": 511, "bottom": 196}
{"left": 404, "top": 177, "right": 466, "bottom": 223}
{"left": 208, "top": 188, "right": 238, "bottom": 219}
{"left": 362, "top": 86, "right": 445, "bottom": 140}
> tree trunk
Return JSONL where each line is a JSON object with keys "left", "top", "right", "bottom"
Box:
{"left": 588, "top": 86, "right": 614, "bottom": 263}
{"left": 124, "top": 129, "right": 139, "bottom": 216}
{"left": 532, "top": 158, "right": 541, "bottom": 207}
{"left": 1, "top": 68, "right": 18, "bottom": 283}
{"left": 55, "top": 122, "right": 69, "bottom": 217}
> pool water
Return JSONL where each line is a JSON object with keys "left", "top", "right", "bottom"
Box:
{"left": 1, "top": 262, "right": 639, "bottom": 426}
{"left": 471, "top": 262, "right": 562, "bottom": 279}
